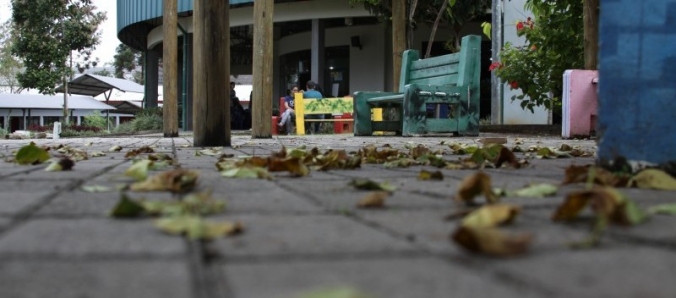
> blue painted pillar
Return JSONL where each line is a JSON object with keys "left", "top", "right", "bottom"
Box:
{"left": 598, "top": 0, "right": 676, "bottom": 167}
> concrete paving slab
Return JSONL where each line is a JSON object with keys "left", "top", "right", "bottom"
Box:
{"left": 0, "top": 218, "right": 186, "bottom": 257}
{"left": 0, "top": 180, "right": 67, "bottom": 216}
{"left": 0, "top": 259, "right": 192, "bottom": 298}
{"left": 279, "top": 178, "right": 450, "bottom": 212}
{"left": 485, "top": 246, "right": 676, "bottom": 298}
{"left": 203, "top": 178, "right": 322, "bottom": 213}
{"left": 222, "top": 257, "right": 545, "bottom": 298}
{"left": 208, "top": 214, "right": 416, "bottom": 258}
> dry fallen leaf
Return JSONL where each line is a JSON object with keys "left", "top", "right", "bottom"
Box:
{"left": 562, "top": 165, "right": 627, "bottom": 187}
{"left": 44, "top": 157, "right": 75, "bottom": 172}
{"left": 81, "top": 185, "right": 112, "bottom": 193}
{"left": 461, "top": 204, "right": 521, "bottom": 228}
{"left": 130, "top": 169, "right": 199, "bottom": 193}
{"left": 552, "top": 187, "right": 646, "bottom": 226}
{"left": 221, "top": 167, "right": 273, "bottom": 180}
{"left": 418, "top": 169, "right": 444, "bottom": 181}
{"left": 647, "top": 204, "right": 676, "bottom": 215}
{"left": 356, "top": 191, "right": 390, "bottom": 208}
{"left": 349, "top": 179, "right": 397, "bottom": 192}
{"left": 628, "top": 169, "right": 676, "bottom": 191}
{"left": 454, "top": 172, "right": 498, "bottom": 204}
{"left": 268, "top": 157, "right": 310, "bottom": 177}
{"left": 494, "top": 146, "right": 521, "bottom": 168}
{"left": 451, "top": 226, "right": 533, "bottom": 257}
{"left": 125, "top": 146, "right": 155, "bottom": 159}
{"left": 124, "top": 160, "right": 153, "bottom": 181}
{"left": 154, "top": 216, "right": 243, "bottom": 240}
{"left": 511, "top": 183, "right": 558, "bottom": 198}
{"left": 110, "top": 193, "right": 145, "bottom": 218}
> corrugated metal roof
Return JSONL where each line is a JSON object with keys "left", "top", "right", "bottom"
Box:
{"left": 55, "top": 74, "right": 145, "bottom": 97}
{"left": 0, "top": 94, "right": 116, "bottom": 110}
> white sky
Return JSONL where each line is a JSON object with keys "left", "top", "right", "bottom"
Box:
{"left": 0, "top": 0, "right": 119, "bottom": 65}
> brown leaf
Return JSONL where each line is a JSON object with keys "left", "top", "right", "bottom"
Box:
{"left": 562, "top": 165, "right": 626, "bottom": 187}
{"left": 479, "top": 137, "right": 507, "bottom": 145}
{"left": 268, "top": 157, "right": 309, "bottom": 177}
{"left": 494, "top": 145, "right": 521, "bottom": 168}
{"left": 270, "top": 145, "right": 288, "bottom": 159}
{"left": 357, "top": 191, "right": 390, "bottom": 208}
{"left": 451, "top": 226, "right": 532, "bottom": 257}
{"left": 418, "top": 169, "right": 444, "bottom": 181}
{"left": 551, "top": 191, "right": 592, "bottom": 221}
{"left": 455, "top": 172, "right": 498, "bottom": 204}
{"left": 125, "top": 146, "right": 155, "bottom": 159}
{"left": 552, "top": 187, "right": 646, "bottom": 225}
{"left": 130, "top": 169, "right": 199, "bottom": 193}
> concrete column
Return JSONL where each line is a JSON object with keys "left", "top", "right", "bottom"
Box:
{"left": 311, "top": 19, "right": 325, "bottom": 88}
{"left": 145, "top": 48, "right": 160, "bottom": 108}
{"left": 116, "top": 116, "right": 120, "bottom": 127}
{"left": 598, "top": 0, "right": 676, "bottom": 167}
{"left": 185, "top": 33, "right": 194, "bottom": 131}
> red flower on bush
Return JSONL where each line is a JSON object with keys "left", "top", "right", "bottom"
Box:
{"left": 510, "top": 81, "right": 519, "bottom": 89}
{"left": 516, "top": 21, "right": 524, "bottom": 31}
{"left": 488, "top": 61, "right": 503, "bottom": 71}
{"left": 517, "top": 17, "right": 534, "bottom": 32}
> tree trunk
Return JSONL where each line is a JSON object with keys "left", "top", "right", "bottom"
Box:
{"left": 425, "top": 0, "right": 449, "bottom": 58}
{"left": 193, "top": 0, "right": 230, "bottom": 147}
{"left": 584, "top": 0, "right": 599, "bottom": 70}
{"left": 162, "top": 0, "right": 179, "bottom": 137}
{"left": 392, "top": 0, "right": 406, "bottom": 92}
{"left": 251, "top": 0, "right": 274, "bottom": 138}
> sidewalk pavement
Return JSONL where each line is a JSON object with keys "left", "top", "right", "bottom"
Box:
{"left": 0, "top": 133, "right": 674, "bottom": 298}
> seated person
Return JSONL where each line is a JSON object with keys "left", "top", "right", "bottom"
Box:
{"left": 278, "top": 85, "right": 299, "bottom": 133}
{"left": 303, "top": 80, "right": 324, "bottom": 134}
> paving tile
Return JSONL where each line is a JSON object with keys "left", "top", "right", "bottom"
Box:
{"left": 0, "top": 218, "right": 186, "bottom": 257}
{"left": 202, "top": 177, "right": 321, "bottom": 213}
{"left": 0, "top": 259, "right": 192, "bottom": 298}
{"left": 208, "top": 214, "right": 416, "bottom": 258}
{"left": 485, "top": 246, "right": 676, "bottom": 298}
{"left": 222, "top": 257, "right": 545, "bottom": 298}
{"left": 0, "top": 180, "right": 67, "bottom": 216}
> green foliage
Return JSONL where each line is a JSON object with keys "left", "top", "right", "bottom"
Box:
{"left": 11, "top": 0, "right": 106, "bottom": 94}
{"left": 349, "top": 0, "right": 490, "bottom": 50}
{"left": 0, "top": 127, "right": 7, "bottom": 139}
{"left": 113, "top": 43, "right": 143, "bottom": 83}
{"left": 92, "top": 68, "right": 113, "bottom": 77}
{"left": 113, "top": 108, "right": 163, "bottom": 134}
{"left": 82, "top": 110, "right": 110, "bottom": 129}
{"left": 0, "top": 21, "right": 23, "bottom": 94}
{"left": 491, "top": 0, "right": 583, "bottom": 113}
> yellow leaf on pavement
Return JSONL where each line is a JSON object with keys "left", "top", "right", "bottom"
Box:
{"left": 418, "top": 169, "right": 444, "bottom": 181}
{"left": 356, "top": 191, "right": 390, "bottom": 208}
{"left": 628, "top": 169, "right": 676, "bottom": 191}
{"left": 461, "top": 204, "right": 521, "bottom": 229}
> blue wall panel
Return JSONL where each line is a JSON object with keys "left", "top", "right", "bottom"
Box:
{"left": 117, "top": 0, "right": 254, "bottom": 33}
{"left": 598, "top": 0, "right": 676, "bottom": 166}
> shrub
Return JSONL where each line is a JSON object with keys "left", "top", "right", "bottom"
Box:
{"left": 112, "top": 108, "right": 163, "bottom": 134}
{"left": 0, "top": 127, "right": 6, "bottom": 138}
{"left": 491, "top": 0, "right": 583, "bottom": 114}
{"left": 82, "top": 110, "right": 111, "bottom": 129}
